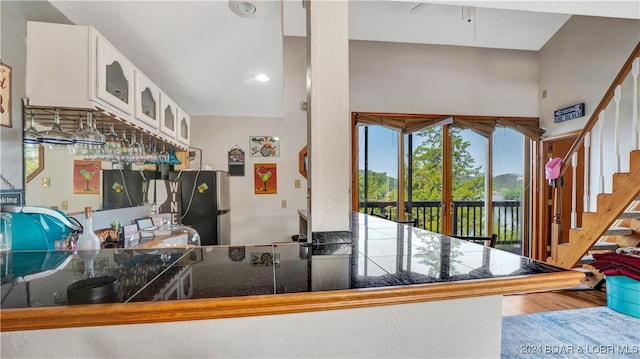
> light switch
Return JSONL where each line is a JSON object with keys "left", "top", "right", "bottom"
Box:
{"left": 281, "top": 200, "right": 287, "bottom": 208}
{"left": 42, "top": 177, "right": 50, "bottom": 188}
{"left": 295, "top": 179, "right": 301, "bottom": 188}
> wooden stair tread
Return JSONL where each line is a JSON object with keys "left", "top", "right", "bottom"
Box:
{"left": 605, "top": 227, "right": 633, "bottom": 236}
{"left": 619, "top": 210, "right": 640, "bottom": 220}
{"left": 578, "top": 255, "right": 594, "bottom": 265}
{"left": 591, "top": 241, "right": 619, "bottom": 251}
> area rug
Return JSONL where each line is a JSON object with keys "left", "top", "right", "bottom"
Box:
{"left": 502, "top": 306, "right": 640, "bottom": 358}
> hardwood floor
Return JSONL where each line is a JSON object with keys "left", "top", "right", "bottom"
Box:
{"left": 502, "top": 289, "right": 608, "bottom": 316}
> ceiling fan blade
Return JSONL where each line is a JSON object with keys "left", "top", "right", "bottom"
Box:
{"left": 409, "top": 2, "right": 429, "bottom": 15}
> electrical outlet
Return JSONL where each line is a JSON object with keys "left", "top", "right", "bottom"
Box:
{"left": 42, "top": 177, "right": 50, "bottom": 188}
{"left": 281, "top": 200, "right": 287, "bottom": 208}
{"left": 61, "top": 200, "right": 68, "bottom": 210}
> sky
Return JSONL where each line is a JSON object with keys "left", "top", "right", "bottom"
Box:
{"left": 358, "top": 126, "right": 525, "bottom": 178}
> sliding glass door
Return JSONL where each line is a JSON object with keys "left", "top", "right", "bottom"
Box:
{"left": 357, "top": 125, "right": 399, "bottom": 219}
{"left": 450, "top": 128, "right": 487, "bottom": 236}
{"left": 354, "top": 113, "right": 536, "bottom": 250}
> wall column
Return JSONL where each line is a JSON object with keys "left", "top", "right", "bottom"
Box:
{"left": 306, "top": 0, "right": 350, "bottom": 238}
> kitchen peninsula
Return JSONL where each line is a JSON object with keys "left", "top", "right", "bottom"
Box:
{"left": 1, "top": 213, "right": 583, "bottom": 358}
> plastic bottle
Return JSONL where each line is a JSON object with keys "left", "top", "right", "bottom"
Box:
{"left": 76, "top": 207, "right": 100, "bottom": 277}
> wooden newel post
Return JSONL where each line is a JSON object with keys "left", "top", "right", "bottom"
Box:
{"left": 550, "top": 177, "right": 563, "bottom": 260}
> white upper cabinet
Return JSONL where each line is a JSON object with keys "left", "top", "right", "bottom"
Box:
{"left": 26, "top": 22, "right": 96, "bottom": 109}
{"left": 177, "top": 107, "right": 191, "bottom": 146}
{"left": 26, "top": 21, "right": 191, "bottom": 149}
{"left": 160, "top": 93, "right": 178, "bottom": 138}
{"left": 134, "top": 70, "right": 161, "bottom": 130}
{"left": 96, "top": 34, "right": 135, "bottom": 115}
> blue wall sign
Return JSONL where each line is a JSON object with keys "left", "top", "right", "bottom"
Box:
{"left": 554, "top": 103, "right": 585, "bottom": 123}
{"left": 0, "top": 189, "right": 24, "bottom": 206}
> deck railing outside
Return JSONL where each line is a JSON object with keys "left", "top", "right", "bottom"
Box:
{"left": 360, "top": 200, "right": 522, "bottom": 247}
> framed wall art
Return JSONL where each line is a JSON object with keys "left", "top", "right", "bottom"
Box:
{"left": 254, "top": 163, "right": 277, "bottom": 194}
{"left": 228, "top": 145, "right": 245, "bottom": 176}
{"left": 250, "top": 136, "right": 279, "bottom": 157}
{"left": 0, "top": 62, "right": 12, "bottom": 128}
{"left": 73, "top": 160, "right": 101, "bottom": 194}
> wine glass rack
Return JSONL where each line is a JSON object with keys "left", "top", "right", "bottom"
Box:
{"left": 22, "top": 100, "right": 188, "bottom": 152}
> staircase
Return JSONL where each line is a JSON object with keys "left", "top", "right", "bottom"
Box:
{"left": 547, "top": 150, "right": 640, "bottom": 269}
{"left": 546, "top": 42, "right": 640, "bottom": 270}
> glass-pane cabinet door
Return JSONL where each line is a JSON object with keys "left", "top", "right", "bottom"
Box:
{"left": 177, "top": 107, "right": 190, "bottom": 146}
{"left": 134, "top": 70, "right": 160, "bottom": 130}
{"left": 160, "top": 92, "right": 177, "bottom": 138}
{"left": 96, "top": 35, "right": 135, "bottom": 115}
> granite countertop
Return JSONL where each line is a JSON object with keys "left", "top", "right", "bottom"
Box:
{"left": 1, "top": 213, "right": 567, "bottom": 310}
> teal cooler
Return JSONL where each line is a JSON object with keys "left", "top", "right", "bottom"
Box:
{"left": 1, "top": 206, "right": 81, "bottom": 251}
{"left": 606, "top": 275, "right": 640, "bottom": 318}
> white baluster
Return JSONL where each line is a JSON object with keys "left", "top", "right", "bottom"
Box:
{"left": 614, "top": 85, "right": 621, "bottom": 173}
{"left": 632, "top": 58, "right": 639, "bottom": 150}
{"left": 571, "top": 152, "right": 578, "bottom": 229}
{"left": 598, "top": 110, "right": 605, "bottom": 195}
{"left": 583, "top": 132, "right": 591, "bottom": 213}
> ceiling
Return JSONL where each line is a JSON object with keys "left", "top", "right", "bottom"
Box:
{"left": 48, "top": 1, "right": 640, "bottom": 118}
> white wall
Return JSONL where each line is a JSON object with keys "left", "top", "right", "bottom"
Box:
{"left": 539, "top": 16, "right": 640, "bottom": 137}
{"left": 538, "top": 15, "right": 640, "bottom": 211}
{"left": 190, "top": 37, "right": 308, "bottom": 245}
{"left": 0, "top": 2, "right": 71, "bottom": 195}
{"left": 194, "top": 36, "right": 542, "bottom": 244}
{"left": 0, "top": 295, "right": 503, "bottom": 359}
{"left": 350, "top": 40, "right": 540, "bottom": 116}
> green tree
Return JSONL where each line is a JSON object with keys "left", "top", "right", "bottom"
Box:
{"left": 410, "top": 127, "right": 484, "bottom": 201}
{"left": 358, "top": 170, "right": 397, "bottom": 202}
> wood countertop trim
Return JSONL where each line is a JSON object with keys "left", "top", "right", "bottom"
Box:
{"left": 1, "top": 270, "right": 583, "bottom": 332}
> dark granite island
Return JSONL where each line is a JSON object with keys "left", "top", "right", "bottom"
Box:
{"left": 1, "top": 213, "right": 583, "bottom": 358}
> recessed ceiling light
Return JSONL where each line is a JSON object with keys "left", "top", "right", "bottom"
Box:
{"left": 229, "top": 1, "right": 257, "bottom": 17}
{"left": 254, "top": 73, "right": 270, "bottom": 82}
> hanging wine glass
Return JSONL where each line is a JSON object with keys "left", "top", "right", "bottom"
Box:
{"left": 83, "top": 112, "right": 106, "bottom": 160}
{"left": 103, "top": 124, "right": 121, "bottom": 161}
{"left": 145, "top": 138, "right": 158, "bottom": 164}
{"left": 130, "top": 132, "right": 146, "bottom": 165}
{"left": 157, "top": 144, "right": 169, "bottom": 165}
{"left": 70, "top": 113, "right": 90, "bottom": 156}
{"left": 39, "top": 109, "right": 74, "bottom": 147}
{"left": 119, "top": 130, "right": 131, "bottom": 163}
{"left": 23, "top": 111, "right": 41, "bottom": 146}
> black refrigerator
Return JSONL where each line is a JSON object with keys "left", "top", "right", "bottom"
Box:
{"left": 102, "top": 170, "right": 159, "bottom": 210}
{"left": 169, "top": 170, "right": 230, "bottom": 245}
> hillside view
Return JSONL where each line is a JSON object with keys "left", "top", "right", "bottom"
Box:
{"left": 359, "top": 170, "right": 523, "bottom": 202}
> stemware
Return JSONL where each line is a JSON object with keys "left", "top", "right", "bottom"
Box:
{"left": 103, "top": 124, "right": 121, "bottom": 161}
{"left": 145, "top": 139, "right": 158, "bottom": 164}
{"left": 38, "top": 109, "right": 74, "bottom": 147}
{"left": 119, "top": 130, "right": 131, "bottom": 163}
{"left": 157, "top": 144, "right": 169, "bottom": 165}
{"left": 129, "top": 132, "right": 145, "bottom": 164}
{"left": 69, "top": 114, "right": 91, "bottom": 156}
{"left": 23, "top": 112, "right": 41, "bottom": 145}
{"left": 83, "top": 112, "right": 106, "bottom": 159}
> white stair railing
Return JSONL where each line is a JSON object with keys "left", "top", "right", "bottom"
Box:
{"left": 583, "top": 132, "right": 591, "bottom": 213}
{"left": 551, "top": 45, "right": 640, "bottom": 265}
{"left": 613, "top": 85, "right": 622, "bottom": 173}
{"left": 597, "top": 110, "right": 605, "bottom": 196}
